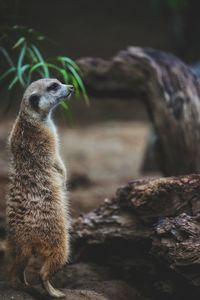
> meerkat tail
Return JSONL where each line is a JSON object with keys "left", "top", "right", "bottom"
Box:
{"left": 42, "top": 280, "right": 65, "bottom": 299}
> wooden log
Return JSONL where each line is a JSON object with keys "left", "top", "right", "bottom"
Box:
{"left": 77, "top": 47, "right": 200, "bottom": 176}
{"left": 72, "top": 174, "right": 200, "bottom": 299}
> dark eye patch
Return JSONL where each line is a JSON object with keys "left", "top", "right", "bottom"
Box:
{"left": 29, "top": 94, "right": 40, "bottom": 111}
{"left": 47, "top": 82, "right": 60, "bottom": 92}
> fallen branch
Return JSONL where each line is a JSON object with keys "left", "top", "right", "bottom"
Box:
{"left": 77, "top": 48, "right": 200, "bottom": 176}
{"left": 72, "top": 174, "right": 200, "bottom": 299}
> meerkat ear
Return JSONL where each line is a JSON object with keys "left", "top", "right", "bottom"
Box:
{"left": 29, "top": 94, "right": 40, "bottom": 111}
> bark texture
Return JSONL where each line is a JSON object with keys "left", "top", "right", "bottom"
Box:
{"left": 72, "top": 174, "right": 200, "bottom": 299}
{"left": 77, "top": 47, "right": 200, "bottom": 176}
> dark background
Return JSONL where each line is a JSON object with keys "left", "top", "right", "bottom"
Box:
{"left": 2, "top": 0, "right": 200, "bottom": 62}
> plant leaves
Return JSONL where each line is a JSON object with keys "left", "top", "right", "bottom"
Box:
{"left": 13, "top": 37, "right": 25, "bottom": 49}
{"left": 19, "top": 64, "right": 30, "bottom": 86}
{"left": 0, "top": 27, "right": 89, "bottom": 120}
{"left": 31, "top": 44, "right": 49, "bottom": 77}
{"left": 69, "top": 74, "right": 80, "bottom": 97}
{"left": 0, "top": 66, "right": 16, "bottom": 82}
{"left": 45, "top": 63, "right": 67, "bottom": 77}
{"left": 58, "top": 56, "right": 80, "bottom": 72}
{"left": 0, "top": 47, "right": 14, "bottom": 66}
{"left": 17, "top": 44, "right": 27, "bottom": 86}
{"left": 8, "top": 75, "right": 19, "bottom": 90}
{"left": 67, "top": 65, "right": 89, "bottom": 105}
{"left": 60, "top": 101, "right": 73, "bottom": 125}
{"left": 27, "top": 47, "right": 38, "bottom": 63}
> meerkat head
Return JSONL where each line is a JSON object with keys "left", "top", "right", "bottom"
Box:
{"left": 21, "top": 78, "right": 74, "bottom": 118}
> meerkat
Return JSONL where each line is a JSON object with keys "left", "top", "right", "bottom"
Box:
{"left": 6, "top": 78, "right": 74, "bottom": 298}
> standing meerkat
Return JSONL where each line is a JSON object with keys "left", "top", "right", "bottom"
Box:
{"left": 6, "top": 78, "right": 74, "bottom": 298}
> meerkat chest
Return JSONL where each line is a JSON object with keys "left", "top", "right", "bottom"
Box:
{"left": 46, "top": 116, "right": 61, "bottom": 152}
{"left": 46, "top": 117, "right": 67, "bottom": 181}
{"left": 46, "top": 116, "right": 58, "bottom": 139}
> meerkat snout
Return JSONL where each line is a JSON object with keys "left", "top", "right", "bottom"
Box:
{"left": 21, "top": 78, "right": 74, "bottom": 117}
{"left": 67, "top": 85, "right": 74, "bottom": 93}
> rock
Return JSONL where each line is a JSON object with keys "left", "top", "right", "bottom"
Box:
{"left": 62, "top": 290, "right": 107, "bottom": 300}
{"left": 53, "top": 263, "right": 149, "bottom": 300}
{"left": 0, "top": 281, "right": 107, "bottom": 300}
{"left": 0, "top": 262, "right": 147, "bottom": 300}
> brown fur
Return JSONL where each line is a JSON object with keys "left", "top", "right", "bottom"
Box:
{"left": 6, "top": 79, "right": 72, "bottom": 298}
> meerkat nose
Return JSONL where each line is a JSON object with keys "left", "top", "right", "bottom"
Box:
{"left": 68, "top": 85, "right": 74, "bottom": 92}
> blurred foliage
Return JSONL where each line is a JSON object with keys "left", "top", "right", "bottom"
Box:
{"left": 166, "top": 0, "right": 188, "bottom": 10}
{"left": 151, "top": 0, "right": 188, "bottom": 12}
{"left": 0, "top": 26, "right": 89, "bottom": 116}
{"left": 0, "top": 0, "right": 89, "bottom": 118}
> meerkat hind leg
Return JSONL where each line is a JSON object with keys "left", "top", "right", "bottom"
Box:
{"left": 42, "top": 280, "right": 65, "bottom": 298}
{"left": 16, "top": 269, "right": 29, "bottom": 286}
{"left": 22, "top": 270, "right": 29, "bottom": 286}
{"left": 40, "top": 251, "right": 66, "bottom": 298}
{"left": 10, "top": 254, "right": 30, "bottom": 287}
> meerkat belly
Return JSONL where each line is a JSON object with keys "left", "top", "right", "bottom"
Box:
{"left": 8, "top": 171, "right": 68, "bottom": 246}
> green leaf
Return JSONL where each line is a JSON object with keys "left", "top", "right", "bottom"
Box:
{"left": 60, "top": 101, "right": 73, "bottom": 125}
{"left": 13, "top": 25, "right": 26, "bottom": 30}
{"left": 19, "top": 64, "right": 30, "bottom": 86}
{"left": 69, "top": 75, "right": 80, "bottom": 97}
{"left": 0, "top": 26, "right": 89, "bottom": 120}
{"left": 28, "top": 61, "right": 46, "bottom": 74}
{"left": 17, "top": 44, "right": 27, "bottom": 86}
{"left": 31, "top": 44, "right": 49, "bottom": 77}
{"left": 8, "top": 75, "right": 19, "bottom": 90}
{"left": 0, "top": 47, "right": 14, "bottom": 66}
{"left": 38, "top": 36, "right": 45, "bottom": 41}
{"left": 0, "top": 67, "right": 16, "bottom": 82}
{"left": 13, "top": 37, "right": 25, "bottom": 49}
{"left": 162, "top": 0, "right": 188, "bottom": 10}
{"left": 57, "top": 58, "right": 69, "bottom": 83}
{"left": 67, "top": 65, "right": 89, "bottom": 105}
{"left": 45, "top": 63, "right": 67, "bottom": 78}
{"left": 58, "top": 56, "right": 80, "bottom": 72}
{"left": 27, "top": 47, "right": 38, "bottom": 63}
{"left": 28, "top": 62, "right": 68, "bottom": 83}
{"left": 60, "top": 101, "right": 69, "bottom": 111}
{"left": 60, "top": 69, "right": 69, "bottom": 83}
{"left": 27, "top": 47, "right": 44, "bottom": 78}
{"left": 27, "top": 62, "right": 46, "bottom": 82}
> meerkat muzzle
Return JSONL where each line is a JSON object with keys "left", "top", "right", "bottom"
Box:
{"left": 66, "top": 85, "right": 74, "bottom": 98}
{"left": 56, "top": 84, "right": 74, "bottom": 104}
{"left": 67, "top": 85, "right": 74, "bottom": 93}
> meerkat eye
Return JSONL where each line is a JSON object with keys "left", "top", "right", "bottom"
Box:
{"left": 47, "top": 82, "right": 60, "bottom": 92}
{"left": 29, "top": 94, "right": 40, "bottom": 111}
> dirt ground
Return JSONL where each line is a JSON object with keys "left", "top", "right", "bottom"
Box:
{"left": 0, "top": 97, "right": 156, "bottom": 217}
{"left": 61, "top": 121, "right": 149, "bottom": 216}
